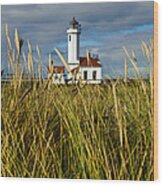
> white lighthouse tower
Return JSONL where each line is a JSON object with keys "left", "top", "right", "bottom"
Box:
{"left": 67, "top": 17, "right": 81, "bottom": 70}
{"left": 49, "top": 17, "right": 102, "bottom": 84}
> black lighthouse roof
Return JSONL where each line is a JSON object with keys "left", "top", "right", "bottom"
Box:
{"left": 69, "top": 17, "right": 79, "bottom": 26}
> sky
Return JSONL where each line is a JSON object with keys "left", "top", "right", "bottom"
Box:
{"left": 1, "top": 1, "right": 154, "bottom": 77}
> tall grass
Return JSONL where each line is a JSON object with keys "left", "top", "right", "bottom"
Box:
{"left": 1, "top": 25, "right": 154, "bottom": 180}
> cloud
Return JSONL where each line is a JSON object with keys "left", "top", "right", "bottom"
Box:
{"left": 1, "top": 1, "right": 154, "bottom": 77}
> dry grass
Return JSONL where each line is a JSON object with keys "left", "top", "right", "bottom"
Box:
{"left": 1, "top": 25, "right": 154, "bottom": 180}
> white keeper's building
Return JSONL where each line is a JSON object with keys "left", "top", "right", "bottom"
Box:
{"left": 48, "top": 17, "right": 102, "bottom": 84}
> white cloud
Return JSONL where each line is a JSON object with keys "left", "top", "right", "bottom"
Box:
{"left": 1, "top": 2, "right": 154, "bottom": 76}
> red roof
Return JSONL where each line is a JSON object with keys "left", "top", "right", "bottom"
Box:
{"left": 48, "top": 57, "right": 101, "bottom": 74}
{"left": 48, "top": 66, "right": 65, "bottom": 73}
{"left": 80, "top": 57, "right": 102, "bottom": 67}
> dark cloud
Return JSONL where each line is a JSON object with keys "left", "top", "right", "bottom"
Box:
{"left": 1, "top": 1, "right": 154, "bottom": 77}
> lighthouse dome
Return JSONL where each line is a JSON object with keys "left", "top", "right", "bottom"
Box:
{"left": 69, "top": 17, "right": 79, "bottom": 26}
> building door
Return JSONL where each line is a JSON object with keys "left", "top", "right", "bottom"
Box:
{"left": 83, "top": 71, "right": 87, "bottom": 80}
{"left": 93, "top": 71, "right": 97, "bottom": 80}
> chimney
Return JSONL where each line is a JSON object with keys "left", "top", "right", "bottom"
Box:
{"left": 86, "top": 49, "right": 91, "bottom": 66}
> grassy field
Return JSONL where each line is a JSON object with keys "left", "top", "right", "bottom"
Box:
{"left": 1, "top": 26, "right": 154, "bottom": 180}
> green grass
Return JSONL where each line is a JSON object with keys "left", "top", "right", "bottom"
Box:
{"left": 1, "top": 25, "right": 154, "bottom": 180}
{"left": 1, "top": 80, "right": 154, "bottom": 180}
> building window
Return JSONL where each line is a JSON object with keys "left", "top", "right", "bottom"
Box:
{"left": 55, "top": 74, "right": 58, "bottom": 80}
{"left": 69, "top": 35, "right": 71, "bottom": 42}
{"left": 74, "top": 74, "right": 77, "bottom": 81}
{"left": 83, "top": 71, "right": 87, "bottom": 80}
{"left": 93, "top": 71, "right": 97, "bottom": 80}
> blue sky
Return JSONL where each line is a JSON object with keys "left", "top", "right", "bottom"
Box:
{"left": 1, "top": 1, "right": 154, "bottom": 77}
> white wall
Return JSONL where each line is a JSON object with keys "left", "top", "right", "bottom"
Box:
{"left": 51, "top": 73, "right": 65, "bottom": 84}
{"left": 69, "top": 64, "right": 79, "bottom": 71}
{"left": 67, "top": 28, "right": 80, "bottom": 67}
{"left": 80, "top": 67, "right": 102, "bottom": 84}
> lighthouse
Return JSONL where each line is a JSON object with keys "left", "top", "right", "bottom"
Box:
{"left": 49, "top": 17, "right": 102, "bottom": 84}
{"left": 67, "top": 17, "right": 81, "bottom": 70}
